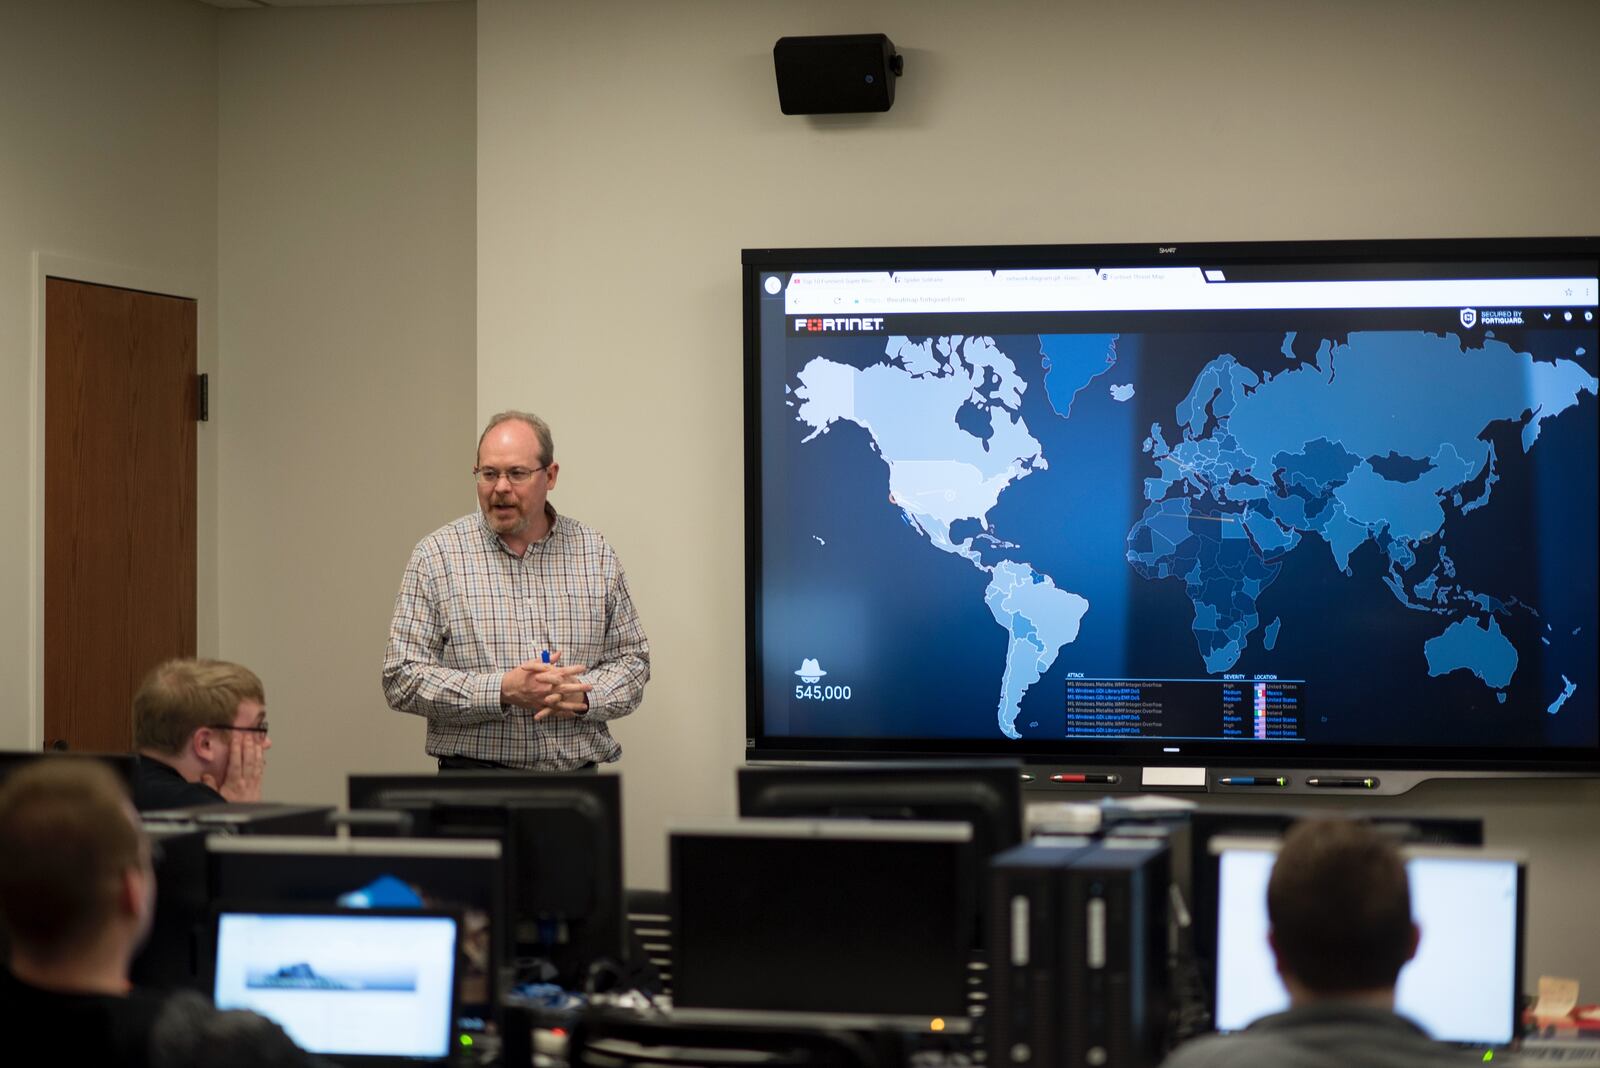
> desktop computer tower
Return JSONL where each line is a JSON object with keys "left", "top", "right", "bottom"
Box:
{"left": 989, "top": 839, "right": 1097, "bottom": 1068}
{"left": 1063, "top": 838, "right": 1169, "bottom": 1068}
{"left": 989, "top": 836, "right": 1170, "bottom": 1068}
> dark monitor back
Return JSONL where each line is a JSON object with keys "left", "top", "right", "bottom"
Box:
{"left": 672, "top": 821, "right": 975, "bottom": 1022}
{"left": 130, "top": 825, "right": 213, "bottom": 992}
{"left": 737, "top": 762, "right": 1023, "bottom": 860}
{"left": 140, "top": 802, "right": 336, "bottom": 837}
{"left": 738, "top": 761, "right": 1021, "bottom": 952}
{"left": 347, "top": 773, "right": 624, "bottom": 989}
{"left": 1187, "top": 807, "right": 1483, "bottom": 965}
{"left": 207, "top": 835, "right": 502, "bottom": 1023}
{"left": 0, "top": 750, "right": 137, "bottom": 793}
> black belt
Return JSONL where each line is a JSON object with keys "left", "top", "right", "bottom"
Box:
{"left": 437, "top": 755, "right": 597, "bottom": 772}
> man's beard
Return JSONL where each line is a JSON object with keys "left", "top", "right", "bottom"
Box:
{"left": 486, "top": 500, "right": 530, "bottom": 535}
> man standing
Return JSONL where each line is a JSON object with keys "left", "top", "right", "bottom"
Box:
{"left": 132, "top": 658, "right": 270, "bottom": 812}
{"left": 383, "top": 410, "right": 650, "bottom": 770}
{"left": 1160, "top": 818, "right": 1475, "bottom": 1067}
{"left": 0, "top": 760, "right": 321, "bottom": 1066}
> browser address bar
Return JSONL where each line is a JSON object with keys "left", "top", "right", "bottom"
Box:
{"left": 784, "top": 276, "right": 1599, "bottom": 314}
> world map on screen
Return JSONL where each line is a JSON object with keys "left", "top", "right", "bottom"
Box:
{"left": 784, "top": 329, "right": 1597, "bottom": 744}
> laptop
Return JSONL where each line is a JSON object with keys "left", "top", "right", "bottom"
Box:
{"left": 211, "top": 905, "right": 461, "bottom": 1064}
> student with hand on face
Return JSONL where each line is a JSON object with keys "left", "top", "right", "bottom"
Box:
{"left": 131, "top": 658, "right": 270, "bottom": 812}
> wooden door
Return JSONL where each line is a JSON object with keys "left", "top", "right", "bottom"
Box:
{"left": 44, "top": 277, "right": 197, "bottom": 751}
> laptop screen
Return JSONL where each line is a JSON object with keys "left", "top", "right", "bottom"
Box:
{"left": 212, "top": 909, "right": 459, "bottom": 1060}
{"left": 1212, "top": 840, "right": 1523, "bottom": 1046}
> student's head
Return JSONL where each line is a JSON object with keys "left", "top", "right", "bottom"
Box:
{"left": 0, "top": 760, "right": 154, "bottom": 964}
{"left": 133, "top": 658, "right": 268, "bottom": 781}
{"left": 1267, "top": 817, "right": 1419, "bottom": 998}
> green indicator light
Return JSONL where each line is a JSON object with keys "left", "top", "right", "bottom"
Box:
{"left": 460, "top": 1035, "right": 474, "bottom": 1048}
{"left": 1276, "top": 777, "right": 1287, "bottom": 786}
{"left": 1482, "top": 1050, "right": 1493, "bottom": 1062}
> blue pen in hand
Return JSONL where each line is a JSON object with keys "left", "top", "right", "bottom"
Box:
{"left": 540, "top": 650, "right": 551, "bottom": 665}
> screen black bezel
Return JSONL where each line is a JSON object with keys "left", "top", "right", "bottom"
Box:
{"left": 742, "top": 236, "right": 1600, "bottom": 772}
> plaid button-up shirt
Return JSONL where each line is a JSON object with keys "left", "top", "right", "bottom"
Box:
{"left": 382, "top": 507, "right": 650, "bottom": 769}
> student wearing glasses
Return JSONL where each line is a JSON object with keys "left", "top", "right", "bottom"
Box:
{"left": 382, "top": 410, "right": 650, "bottom": 771}
{"left": 131, "top": 658, "right": 270, "bottom": 812}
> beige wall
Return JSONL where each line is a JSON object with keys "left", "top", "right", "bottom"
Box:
{"left": 0, "top": 0, "right": 218, "bottom": 751}
{"left": 477, "top": 0, "right": 1600, "bottom": 986}
{"left": 217, "top": 2, "right": 478, "bottom": 803}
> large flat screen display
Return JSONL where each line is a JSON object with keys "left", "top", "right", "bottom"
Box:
{"left": 744, "top": 238, "right": 1600, "bottom": 770}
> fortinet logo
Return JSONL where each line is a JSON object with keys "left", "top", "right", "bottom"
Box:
{"left": 794, "top": 316, "right": 886, "bottom": 333}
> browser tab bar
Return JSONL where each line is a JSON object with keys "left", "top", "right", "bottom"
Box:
{"left": 995, "top": 269, "right": 1099, "bottom": 286}
{"left": 1096, "top": 267, "right": 1208, "bottom": 285}
{"left": 787, "top": 272, "right": 892, "bottom": 288}
{"left": 891, "top": 270, "right": 994, "bottom": 285}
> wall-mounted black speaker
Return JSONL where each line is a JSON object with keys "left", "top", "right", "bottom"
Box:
{"left": 773, "top": 34, "right": 903, "bottom": 115}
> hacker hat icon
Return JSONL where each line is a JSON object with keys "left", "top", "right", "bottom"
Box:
{"left": 794, "top": 658, "right": 828, "bottom": 684}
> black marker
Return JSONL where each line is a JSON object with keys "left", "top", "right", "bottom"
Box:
{"left": 1217, "top": 776, "right": 1288, "bottom": 787}
{"left": 1305, "top": 777, "right": 1379, "bottom": 789}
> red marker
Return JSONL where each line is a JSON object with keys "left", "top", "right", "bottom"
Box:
{"left": 1050, "top": 773, "right": 1121, "bottom": 785}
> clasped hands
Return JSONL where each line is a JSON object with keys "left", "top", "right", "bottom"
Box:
{"left": 501, "top": 650, "right": 592, "bottom": 721}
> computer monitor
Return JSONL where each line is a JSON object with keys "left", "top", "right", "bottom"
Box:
{"left": 347, "top": 772, "right": 624, "bottom": 990}
{"left": 141, "top": 802, "right": 336, "bottom": 836}
{"left": 1210, "top": 837, "right": 1524, "bottom": 1047}
{"left": 737, "top": 761, "right": 1023, "bottom": 859}
{"left": 738, "top": 761, "right": 1022, "bottom": 951}
{"left": 743, "top": 237, "right": 1600, "bottom": 779}
{"left": 0, "top": 750, "right": 137, "bottom": 793}
{"left": 207, "top": 835, "right": 502, "bottom": 1026}
{"left": 1184, "top": 808, "right": 1483, "bottom": 968}
{"left": 671, "top": 819, "right": 976, "bottom": 1028}
{"left": 211, "top": 905, "right": 461, "bottom": 1064}
{"left": 129, "top": 824, "right": 213, "bottom": 993}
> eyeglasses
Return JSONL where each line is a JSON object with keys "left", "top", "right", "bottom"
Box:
{"left": 473, "top": 465, "right": 547, "bottom": 486}
{"left": 205, "top": 723, "right": 269, "bottom": 736}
